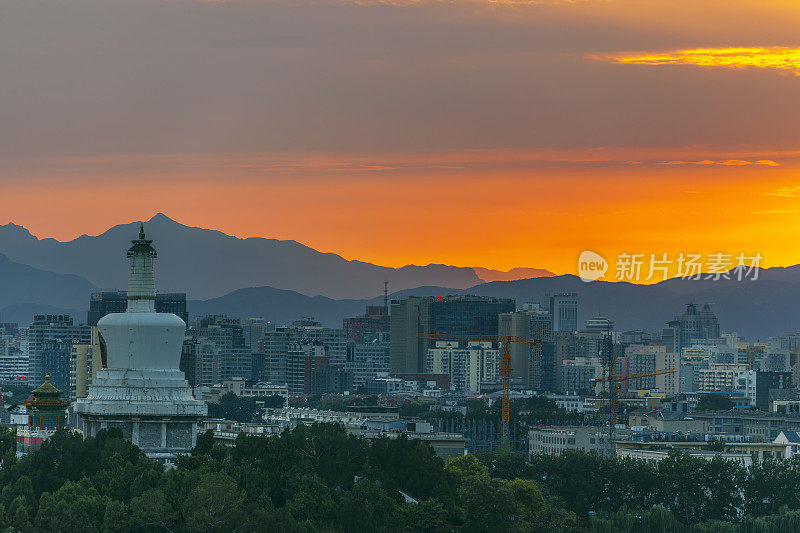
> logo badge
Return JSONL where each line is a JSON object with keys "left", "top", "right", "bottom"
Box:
{"left": 578, "top": 250, "right": 608, "bottom": 282}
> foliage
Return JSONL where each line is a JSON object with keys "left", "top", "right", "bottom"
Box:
{"left": 207, "top": 392, "right": 263, "bottom": 422}
{"left": 696, "top": 394, "right": 735, "bottom": 412}
{"left": 4, "top": 424, "right": 800, "bottom": 531}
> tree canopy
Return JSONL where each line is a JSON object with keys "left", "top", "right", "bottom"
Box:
{"left": 0, "top": 424, "right": 796, "bottom": 531}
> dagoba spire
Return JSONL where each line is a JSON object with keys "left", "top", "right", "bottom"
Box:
{"left": 126, "top": 223, "right": 157, "bottom": 312}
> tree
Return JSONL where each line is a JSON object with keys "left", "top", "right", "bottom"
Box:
{"left": 207, "top": 392, "right": 262, "bottom": 422}
{"left": 182, "top": 472, "right": 252, "bottom": 533}
{"left": 35, "top": 481, "right": 107, "bottom": 532}
{"left": 339, "top": 478, "right": 397, "bottom": 532}
{"left": 394, "top": 499, "right": 452, "bottom": 532}
{"left": 696, "top": 394, "right": 734, "bottom": 412}
{"left": 130, "top": 489, "right": 178, "bottom": 532}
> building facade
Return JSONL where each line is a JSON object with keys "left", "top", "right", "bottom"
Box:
{"left": 390, "top": 295, "right": 515, "bottom": 374}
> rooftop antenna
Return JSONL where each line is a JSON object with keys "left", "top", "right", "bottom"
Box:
{"left": 383, "top": 279, "right": 389, "bottom": 310}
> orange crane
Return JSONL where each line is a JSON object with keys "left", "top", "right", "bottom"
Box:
{"left": 418, "top": 334, "right": 541, "bottom": 442}
{"left": 589, "top": 367, "right": 676, "bottom": 453}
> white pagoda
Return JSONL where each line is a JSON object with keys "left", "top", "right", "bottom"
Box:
{"left": 75, "top": 224, "right": 206, "bottom": 460}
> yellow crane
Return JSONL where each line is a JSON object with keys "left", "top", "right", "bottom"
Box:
{"left": 418, "top": 334, "right": 541, "bottom": 442}
{"left": 589, "top": 367, "right": 676, "bottom": 453}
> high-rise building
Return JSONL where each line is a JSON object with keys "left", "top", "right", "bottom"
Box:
{"left": 26, "top": 314, "right": 90, "bottom": 389}
{"left": 75, "top": 225, "right": 206, "bottom": 460}
{"left": 549, "top": 294, "right": 580, "bottom": 333}
{"left": 88, "top": 291, "right": 188, "bottom": 326}
{"left": 0, "top": 332, "right": 27, "bottom": 381}
{"left": 699, "top": 304, "right": 720, "bottom": 339}
{"left": 242, "top": 318, "right": 274, "bottom": 349}
{"left": 553, "top": 331, "right": 576, "bottom": 391}
{"left": 498, "top": 311, "right": 533, "bottom": 387}
{"left": 530, "top": 312, "right": 553, "bottom": 390}
{"left": 390, "top": 295, "right": 515, "bottom": 374}
{"left": 196, "top": 316, "right": 252, "bottom": 382}
{"left": 71, "top": 328, "right": 102, "bottom": 401}
{"left": 755, "top": 372, "right": 793, "bottom": 410}
{"left": 261, "top": 318, "right": 348, "bottom": 393}
{"left": 343, "top": 305, "right": 389, "bottom": 344}
{"left": 561, "top": 358, "right": 601, "bottom": 394}
{"left": 345, "top": 332, "right": 390, "bottom": 388}
{"left": 625, "top": 344, "right": 665, "bottom": 391}
{"left": 427, "top": 341, "right": 499, "bottom": 392}
{"left": 662, "top": 303, "right": 720, "bottom": 353}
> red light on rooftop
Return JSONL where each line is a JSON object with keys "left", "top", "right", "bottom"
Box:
{"left": 437, "top": 296, "right": 443, "bottom": 301}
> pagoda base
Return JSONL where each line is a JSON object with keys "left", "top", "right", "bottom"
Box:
{"left": 74, "top": 368, "right": 207, "bottom": 460}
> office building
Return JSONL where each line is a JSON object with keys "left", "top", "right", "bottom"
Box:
{"left": 699, "top": 363, "right": 748, "bottom": 392}
{"left": 530, "top": 312, "right": 553, "bottom": 390}
{"left": 390, "top": 295, "right": 515, "bottom": 374}
{"left": 343, "top": 305, "right": 389, "bottom": 344}
{"left": 427, "top": 340, "right": 499, "bottom": 392}
{"left": 242, "top": 318, "right": 274, "bottom": 349}
{"left": 756, "top": 372, "right": 794, "bottom": 411}
{"left": 26, "top": 315, "right": 90, "bottom": 390}
{"left": 549, "top": 294, "right": 580, "bottom": 332}
{"left": 0, "top": 333, "right": 27, "bottom": 381}
{"left": 498, "top": 311, "right": 534, "bottom": 388}
{"left": 88, "top": 291, "right": 188, "bottom": 326}
{"left": 662, "top": 303, "right": 721, "bottom": 353}
{"left": 625, "top": 344, "right": 666, "bottom": 391}
{"left": 195, "top": 316, "right": 252, "bottom": 382}
{"left": 345, "top": 332, "right": 391, "bottom": 388}
{"left": 561, "top": 358, "right": 601, "bottom": 394}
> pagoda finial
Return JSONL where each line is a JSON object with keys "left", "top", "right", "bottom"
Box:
{"left": 139, "top": 223, "right": 145, "bottom": 240}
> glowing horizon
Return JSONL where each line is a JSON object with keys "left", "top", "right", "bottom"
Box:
{"left": 601, "top": 47, "right": 800, "bottom": 75}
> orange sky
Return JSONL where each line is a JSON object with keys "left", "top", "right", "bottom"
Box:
{"left": 3, "top": 148, "right": 800, "bottom": 278}
{"left": 2, "top": 0, "right": 800, "bottom": 279}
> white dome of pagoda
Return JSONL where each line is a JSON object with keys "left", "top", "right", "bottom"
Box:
{"left": 97, "top": 224, "right": 186, "bottom": 370}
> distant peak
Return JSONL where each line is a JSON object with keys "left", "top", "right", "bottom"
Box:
{"left": 148, "top": 213, "right": 174, "bottom": 223}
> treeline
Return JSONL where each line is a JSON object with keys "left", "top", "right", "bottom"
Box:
{"left": 0, "top": 423, "right": 799, "bottom": 531}
{"left": 481, "top": 448, "right": 800, "bottom": 531}
{"left": 0, "top": 424, "right": 575, "bottom": 532}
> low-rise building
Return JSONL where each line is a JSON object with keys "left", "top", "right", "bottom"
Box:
{"left": 545, "top": 393, "right": 592, "bottom": 413}
{"left": 528, "top": 426, "right": 612, "bottom": 456}
{"left": 617, "top": 447, "right": 753, "bottom": 466}
{"left": 690, "top": 411, "right": 800, "bottom": 442}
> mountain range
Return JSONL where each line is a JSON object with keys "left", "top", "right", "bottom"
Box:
{"left": 186, "top": 273, "right": 800, "bottom": 340}
{"left": 1, "top": 214, "right": 799, "bottom": 339}
{"left": 0, "top": 214, "right": 551, "bottom": 300}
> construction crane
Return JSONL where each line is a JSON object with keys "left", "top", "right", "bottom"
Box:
{"left": 589, "top": 367, "right": 676, "bottom": 454}
{"left": 418, "top": 334, "right": 540, "bottom": 443}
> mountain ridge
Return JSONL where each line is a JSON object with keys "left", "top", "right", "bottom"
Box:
{"left": 0, "top": 213, "right": 552, "bottom": 300}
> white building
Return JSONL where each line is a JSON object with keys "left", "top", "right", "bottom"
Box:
{"left": 734, "top": 370, "right": 757, "bottom": 406}
{"left": 617, "top": 447, "right": 753, "bottom": 467}
{"left": 75, "top": 225, "right": 207, "bottom": 461}
{"left": 0, "top": 334, "right": 28, "bottom": 381}
{"left": 427, "top": 341, "right": 499, "bottom": 392}
{"left": 699, "top": 363, "right": 748, "bottom": 392}
{"left": 529, "top": 426, "right": 612, "bottom": 456}
{"left": 545, "top": 393, "right": 591, "bottom": 413}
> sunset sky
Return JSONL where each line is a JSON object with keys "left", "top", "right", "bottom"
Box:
{"left": 3, "top": 0, "right": 800, "bottom": 278}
